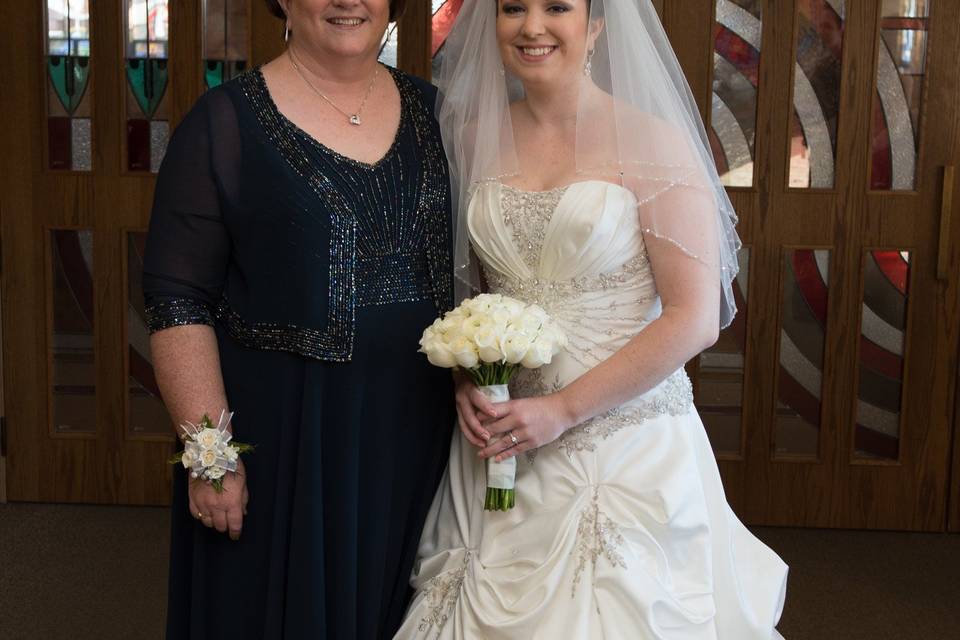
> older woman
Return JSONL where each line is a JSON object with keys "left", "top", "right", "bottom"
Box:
{"left": 144, "top": 1, "right": 455, "bottom": 637}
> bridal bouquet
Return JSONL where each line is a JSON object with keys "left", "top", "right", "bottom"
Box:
{"left": 169, "top": 410, "right": 254, "bottom": 493}
{"left": 419, "top": 294, "right": 567, "bottom": 511}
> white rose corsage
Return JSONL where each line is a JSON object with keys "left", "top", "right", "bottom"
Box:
{"left": 168, "top": 410, "right": 254, "bottom": 492}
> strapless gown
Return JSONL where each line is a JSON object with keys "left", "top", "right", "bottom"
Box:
{"left": 395, "top": 180, "right": 788, "bottom": 639}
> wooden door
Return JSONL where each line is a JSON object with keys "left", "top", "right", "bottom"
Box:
{"left": 0, "top": 0, "right": 445, "bottom": 506}
{"left": 665, "top": 0, "right": 960, "bottom": 531}
{"left": 3, "top": 1, "right": 957, "bottom": 524}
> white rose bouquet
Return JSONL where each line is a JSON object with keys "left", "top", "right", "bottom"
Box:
{"left": 419, "top": 294, "right": 567, "bottom": 511}
{"left": 168, "top": 410, "right": 254, "bottom": 493}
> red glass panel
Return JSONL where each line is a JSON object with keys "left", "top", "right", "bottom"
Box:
{"left": 48, "top": 116, "right": 72, "bottom": 170}
{"left": 127, "top": 118, "right": 151, "bottom": 172}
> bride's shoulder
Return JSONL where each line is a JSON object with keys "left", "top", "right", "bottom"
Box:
{"left": 600, "top": 96, "right": 703, "bottom": 168}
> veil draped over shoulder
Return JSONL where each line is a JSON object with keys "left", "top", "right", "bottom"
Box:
{"left": 435, "top": 0, "right": 742, "bottom": 328}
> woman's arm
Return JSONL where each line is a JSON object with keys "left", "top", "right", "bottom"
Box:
{"left": 152, "top": 325, "right": 248, "bottom": 539}
{"left": 151, "top": 325, "right": 228, "bottom": 435}
{"left": 554, "top": 237, "right": 719, "bottom": 427}
{"left": 143, "top": 90, "right": 245, "bottom": 536}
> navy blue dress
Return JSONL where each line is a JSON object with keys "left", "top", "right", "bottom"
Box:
{"left": 143, "top": 67, "right": 455, "bottom": 639}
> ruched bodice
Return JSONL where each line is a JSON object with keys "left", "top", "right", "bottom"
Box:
{"left": 471, "top": 180, "right": 693, "bottom": 445}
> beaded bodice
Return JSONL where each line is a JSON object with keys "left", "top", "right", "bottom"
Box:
{"left": 469, "top": 181, "right": 660, "bottom": 369}
{"left": 143, "top": 68, "right": 452, "bottom": 362}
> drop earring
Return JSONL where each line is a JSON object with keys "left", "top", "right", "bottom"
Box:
{"left": 285, "top": 24, "right": 291, "bottom": 43}
{"left": 584, "top": 49, "right": 595, "bottom": 77}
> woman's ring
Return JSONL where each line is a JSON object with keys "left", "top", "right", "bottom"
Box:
{"left": 509, "top": 432, "right": 519, "bottom": 445}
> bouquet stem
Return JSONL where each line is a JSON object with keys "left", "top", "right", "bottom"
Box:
{"left": 478, "top": 384, "right": 516, "bottom": 512}
{"left": 469, "top": 362, "right": 519, "bottom": 387}
{"left": 484, "top": 487, "right": 516, "bottom": 511}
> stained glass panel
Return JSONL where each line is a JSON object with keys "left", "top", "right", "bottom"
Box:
{"left": 127, "top": 233, "right": 172, "bottom": 438}
{"left": 45, "top": 1, "right": 92, "bottom": 171}
{"left": 711, "top": 0, "right": 763, "bottom": 188}
{"left": 775, "top": 249, "right": 831, "bottom": 458}
{"left": 854, "top": 250, "right": 910, "bottom": 460}
{"left": 124, "top": 0, "right": 170, "bottom": 172}
{"left": 203, "top": 0, "right": 249, "bottom": 89}
{"left": 432, "top": 0, "right": 463, "bottom": 78}
{"left": 697, "top": 248, "right": 751, "bottom": 456}
{"left": 870, "top": 0, "right": 931, "bottom": 190}
{"left": 50, "top": 229, "right": 96, "bottom": 435}
{"left": 789, "top": 0, "right": 846, "bottom": 188}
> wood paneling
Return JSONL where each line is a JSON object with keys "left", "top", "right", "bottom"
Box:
{"left": 398, "top": 0, "right": 432, "bottom": 80}
{"left": 666, "top": 0, "right": 960, "bottom": 530}
{"left": 0, "top": 0, "right": 246, "bottom": 505}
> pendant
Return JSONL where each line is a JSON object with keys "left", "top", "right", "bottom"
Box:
{"left": 349, "top": 114, "right": 361, "bottom": 126}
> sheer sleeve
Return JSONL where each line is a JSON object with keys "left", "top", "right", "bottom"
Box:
{"left": 143, "top": 89, "right": 238, "bottom": 333}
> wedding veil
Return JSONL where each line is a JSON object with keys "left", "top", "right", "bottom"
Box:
{"left": 435, "top": 0, "right": 742, "bottom": 328}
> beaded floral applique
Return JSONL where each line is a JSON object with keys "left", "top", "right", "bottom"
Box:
{"left": 417, "top": 553, "right": 470, "bottom": 636}
{"left": 484, "top": 251, "right": 654, "bottom": 312}
{"left": 499, "top": 184, "right": 569, "bottom": 270}
{"left": 572, "top": 488, "right": 627, "bottom": 597}
{"left": 558, "top": 370, "right": 693, "bottom": 457}
{"left": 508, "top": 367, "right": 693, "bottom": 460}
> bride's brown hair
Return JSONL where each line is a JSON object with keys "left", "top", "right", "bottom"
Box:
{"left": 264, "top": 0, "right": 407, "bottom": 22}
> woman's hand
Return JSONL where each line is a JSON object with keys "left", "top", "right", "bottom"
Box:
{"left": 188, "top": 458, "right": 249, "bottom": 541}
{"left": 454, "top": 372, "right": 501, "bottom": 448}
{"left": 478, "top": 393, "right": 578, "bottom": 461}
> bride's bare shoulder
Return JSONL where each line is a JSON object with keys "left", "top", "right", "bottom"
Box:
{"left": 605, "top": 97, "right": 703, "bottom": 166}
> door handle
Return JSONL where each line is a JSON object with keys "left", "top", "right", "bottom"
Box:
{"left": 938, "top": 165, "right": 955, "bottom": 281}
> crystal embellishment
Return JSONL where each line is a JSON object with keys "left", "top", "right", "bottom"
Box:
{"left": 418, "top": 553, "right": 470, "bottom": 634}
{"left": 572, "top": 488, "right": 627, "bottom": 596}
{"left": 349, "top": 114, "right": 361, "bottom": 126}
{"left": 499, "top": 184, "right": 569, "bottom": 269}
{"left": 558, "top": 370, "right": 693, "bottom": 456}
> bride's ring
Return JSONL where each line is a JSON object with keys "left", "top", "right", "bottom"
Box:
{"left": 509, "top": 432, "right": 519, "bottom": 446}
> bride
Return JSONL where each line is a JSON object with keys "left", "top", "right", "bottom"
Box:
{"left": 396, "top": 0, "right": 787, "bottom": 638}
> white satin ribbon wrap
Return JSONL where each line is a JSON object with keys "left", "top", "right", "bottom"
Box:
{"left": 479, "top": 384, "right": 516, "bottom": 491}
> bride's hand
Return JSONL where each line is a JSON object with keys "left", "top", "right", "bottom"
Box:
{"left": 478, "top": 394, "right": 577, "bottom": 461}
{"left": 453, "top": 371, "right": 500, "bottom": 448}
{"left": 188, "top": 457, "right": 249, "bottom": 541}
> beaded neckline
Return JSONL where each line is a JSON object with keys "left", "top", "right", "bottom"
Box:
{"left": 252, "top": 65, "right": 409, "bottom": 171}
{"left": 498, "top": 179, "right": 634, "bottom": 200}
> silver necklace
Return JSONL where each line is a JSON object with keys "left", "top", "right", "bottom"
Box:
{"left": 287, "top": 48, "right": 380, "bottom": 126}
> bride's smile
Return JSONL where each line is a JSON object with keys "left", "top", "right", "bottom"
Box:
{"left": 497, "top": 0, "right": 601, "bottom": 86}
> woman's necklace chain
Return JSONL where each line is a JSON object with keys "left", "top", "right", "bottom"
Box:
{"left": 286, "top": 48, "right": 379, "bottom": 126}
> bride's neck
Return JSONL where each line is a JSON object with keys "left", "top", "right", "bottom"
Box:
{"left": 521, "top": 79, "right": 585, "bottom": 127}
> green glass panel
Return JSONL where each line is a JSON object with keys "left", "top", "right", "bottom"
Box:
{"left": 126, "top": 58, "right": 169, "bottom": 118}
{"left": 48, "top": 55, "right": 90, "bottom": 115}
{"left": 204, "top": 59, "right": 248, "bottom": 90}
{"left": 204, "top": 59, "right": 224, "bottom": 89}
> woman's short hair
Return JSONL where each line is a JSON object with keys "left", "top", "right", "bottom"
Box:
{"left": 264, "top": 0, "right": 406, "bottom": 23}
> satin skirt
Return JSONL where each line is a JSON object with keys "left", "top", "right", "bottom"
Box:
{"left": 396, "top": 405, "right": 787, "bottom": 639}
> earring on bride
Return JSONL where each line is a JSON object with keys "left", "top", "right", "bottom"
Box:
{"left": 584, "top": 49, "right": 595, "bottom": 77}
{"left": 285, "top": 23, "right": 291, "bottom": 43}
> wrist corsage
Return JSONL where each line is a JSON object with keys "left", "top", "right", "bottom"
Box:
{"left": 168, "top": 410, "right": 255, "bottom": 492}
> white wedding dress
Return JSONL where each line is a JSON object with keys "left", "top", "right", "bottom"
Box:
{"left": 396, "top": 180, "right": 787, "bottom": 639}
